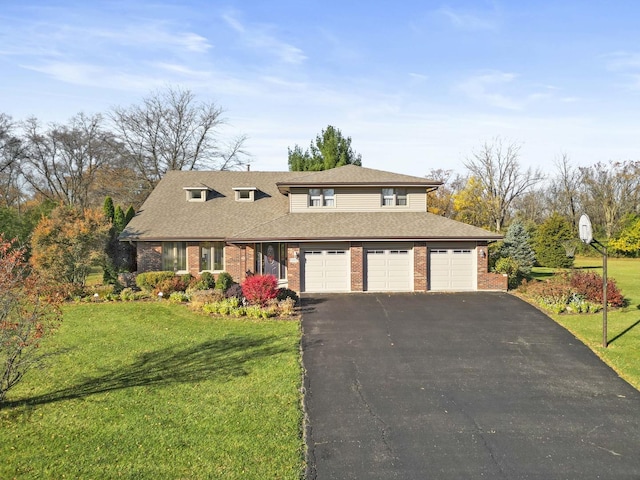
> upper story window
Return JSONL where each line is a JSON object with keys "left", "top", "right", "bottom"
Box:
{"left": 184, "top": 187, "right": 208, "bottom": 202}
{"left": 233, "top": 187, "right": 257, "bottom": 202}
{"left": 382, "top": 188, "right": 407, "bottom": 206}
{"left": 309, "top": 188, "right": 335, "bottom": 207}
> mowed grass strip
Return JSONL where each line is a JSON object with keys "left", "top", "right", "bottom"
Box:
{"left": 543, "top": 257, "right": 640, "bottom": 390}
{"left": 0, "top": 302, "right": 304, "bottom": 479}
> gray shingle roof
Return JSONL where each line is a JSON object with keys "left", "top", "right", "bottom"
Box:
{"left": 120, "top": 166, "right": 501, "bottom": 242}
{"left": 278, "top": 164, "right": 442, "bottom": 189}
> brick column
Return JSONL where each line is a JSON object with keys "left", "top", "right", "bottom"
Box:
{"left": 351, "top": 242, "right": 364, "bottom": 292}
{"left": 477, "top": 242, "right": 488, "bottom": 276}
{"left": 187, "top": 243, "right": 200, "bottom": 277}
{"left": 287, "top": 243, "right": 300, "bottom": 293}
{"left": 413, "top": 242, "right": 427, "bottom": 291}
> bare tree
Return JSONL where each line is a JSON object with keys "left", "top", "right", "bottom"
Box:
{"left": 110, "top": 86, "right": 249, "bottom": 193}
{"left": 426, "top": 168, "right": 464, "bottom": 218}
{"left": 0, "top": 114, "right": 25, "bottom": 208}
{"left": 548, "top": 153, "right": 581, "bottom": 229}
{"left": 579, "top": 161, "right": 640, "bottom": 239}
{"left": 20, "top": 113, "right": 119, "bottom": 209}
{"left": 463, "top": 138, "right": 545, "bottom": 232}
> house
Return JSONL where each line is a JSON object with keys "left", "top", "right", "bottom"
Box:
{"left": 120, "top": 165, "right": 506, "bottom": 293}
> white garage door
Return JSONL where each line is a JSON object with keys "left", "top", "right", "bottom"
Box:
{"left": 429, "top": 247, "right": 475, "bottom": 291}
{"left": 366, "top": 243, "right": 413, "bottom": 292}
{"left": 302, "top": 244, "right": 350, "bottom": 292}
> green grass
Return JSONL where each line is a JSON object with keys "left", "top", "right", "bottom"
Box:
{"left": 0, "top": 302, "right": 304, "bottom": 479}
{"left": 533, "top": 256, "right": 640, "bottom": 390}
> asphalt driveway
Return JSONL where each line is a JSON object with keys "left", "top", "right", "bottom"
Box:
{"left": 301, "top": 292, "right": 640, "bottom": 479}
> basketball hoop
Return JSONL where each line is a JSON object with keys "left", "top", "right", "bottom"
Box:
{"left": 562, "top": 239, "right": 578, "bottom": 258}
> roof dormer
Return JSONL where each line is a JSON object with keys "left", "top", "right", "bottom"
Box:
{"left": 183, "top": 186, "right": 210, "bottom": 202}
{"left": 232, "top": 186, "right": 258, "bottom": 202}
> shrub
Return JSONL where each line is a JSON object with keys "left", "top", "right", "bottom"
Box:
{"left": 494, "top": 257, "right": 521, "bottom": 289}
{"left": 200, "top": 272, "right": 216, "bottom": 289}
{"left": 277, "top": 288, "right": 299, "bottom": 304}
{"left": 570, "top": 271, "right": 626, "bottom": 307}
{"left": 89, "top": 284, "right": 116, "bottom": 300}
{"left": 169, "top": 291, "right": 190, "bottom": 304}
{"left": 154, "top": 276, "right": 189, "bottom": 296}
{"left": 136, "top": 271, "right": 177, "bottom": 292}
{"left": 120, "top": 287, "right": 137, "bottom": 302}
{"left": 241, "top": 274, "right": 278, "bottom": 306}
{"left": 189, "top": 289, "right": 225, "bottom": 309}
{"left": 533, "top": 213, "right": 574, "bottom": 268}
{"left": 225, "top": 283, "right": 244, "bottom": 300}
{"left": 278, "top": 297, "right": 297, "bottom": 316}
{"left": 215, "top": 271, "right": 234, "bottom": 291}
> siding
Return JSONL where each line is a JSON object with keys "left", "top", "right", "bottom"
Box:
{"left": 289, "top": 187, "right": 427, "bottom": 213}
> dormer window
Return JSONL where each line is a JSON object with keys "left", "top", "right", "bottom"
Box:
{"left": 382, "top": 188, "right": 407, "bottom": 206}
{"left": 184, "top": 186, "right": 209, "bottom": 202}
{"left": 233, "top": 186, "right": 257, "bottom": 202}
{"left": 309, "top": 188, "right": 335, "bottom": 207}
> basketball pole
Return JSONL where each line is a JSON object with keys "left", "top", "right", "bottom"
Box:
{"left": 589, "top": 239, "right": 608, "bottom": 348}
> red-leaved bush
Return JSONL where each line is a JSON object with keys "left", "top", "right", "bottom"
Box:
{"left": 570, "top": 271, "right": 626, "bottom": 307}
{"left": 241, "top": 274, "right": 278, "bottom": 306}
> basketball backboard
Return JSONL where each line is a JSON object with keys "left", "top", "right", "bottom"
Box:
{"left": 579, "top": 214, "right": 593, "bottom": 244}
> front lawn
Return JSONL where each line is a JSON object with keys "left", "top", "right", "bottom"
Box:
{"left": 0, "top": 302, "right": 304, "bottom": 479}
{"left": 533, "top": 256, "right": 640, "bottom": 390}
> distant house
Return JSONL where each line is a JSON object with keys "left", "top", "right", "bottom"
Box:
{"left": 120, "top": 165, "right": 506, "bottom": 293}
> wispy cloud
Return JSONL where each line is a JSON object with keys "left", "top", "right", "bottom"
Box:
{"left": 221, "top": 10, "right": 306, "bottom": 64}
{"left": 437, "top": 5, "right": 500, "bottom": 31}
{"left": 602, "top": 51, "right": 640, "bottom": 91}
{"left": 457, "top": 72, "right": 555, "bottom": 110}
{"left": 457, "top": 72, "right": 522, "bottom": 109}
{"left": 604, "top": 51, "right": 640, "bottom": 71}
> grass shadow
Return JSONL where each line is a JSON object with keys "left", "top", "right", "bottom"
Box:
{"left": 3, "top": 334, "right": 287, "bottom": 409}
{"left": 609, "top": 319, "right": 640, "bottom": 345}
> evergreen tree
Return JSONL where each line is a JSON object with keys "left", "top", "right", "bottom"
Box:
{"left": 502, "top": 220, "right": 536, "bottom": 276}
{"left": 288, "top": 125, "right": 362, "bottom": 171}
{"left": 124, "top": 205, "right": 135, "bottom": 225}
{"left": 114, "top": 205, "right": 125, "bottom": 233}
{"left": 103, "top": 196, "right": 115, "bottom": 223}
{"left": 533, "top": 213, "right": 574, "bottom": 268}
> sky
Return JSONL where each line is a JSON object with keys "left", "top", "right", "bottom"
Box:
{"left": 1, "top": 0, "right": 640, "bottom": 177}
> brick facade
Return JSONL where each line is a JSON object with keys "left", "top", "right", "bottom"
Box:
{"left": 413, "top": 242, "right": 427, "bottom": 291}
{"left": 135, "top": 240, "right": 507, "bottom": 293}
{"left": 476, "top": 242, "right": 508, "bottom": 291}
{"left": 350, "top": 242, "right": 364, "bottom": 291}
{"left": 287, "top": 244, "right": 300, "bottom": 292}
{"left": 187, "top": 243, "right": 200, "bottom": 277}
{"left": 137, "top": 242, "right": 162, "bottom": 272}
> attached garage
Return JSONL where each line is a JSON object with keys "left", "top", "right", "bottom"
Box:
{"left": 302, "top": 243, "right": 350, "bottom": 292}
{"left": 365, "top": 243, "right": 413, "bottom": 291}
{"left": 429, "top": 245, "right": 476, "bottom": 291}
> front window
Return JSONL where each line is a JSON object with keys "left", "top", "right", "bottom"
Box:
{"left": 162, "top": 242, "right": 186, "bottom": 271}
{"left": 382, "top": 188, "right": 407, "bottom": 206}
{"left": 309, "top": 188, "right": 335, "bottom": 207}
{"left": 200, "top": 242, "right": 224, "bottom": 271}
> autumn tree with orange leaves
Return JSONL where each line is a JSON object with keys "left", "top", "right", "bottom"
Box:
{"left": 30, "top": 205, "right": 111, "bottom": 286}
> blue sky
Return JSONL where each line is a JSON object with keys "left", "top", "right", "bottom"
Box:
{"left": 1, "top": 1, "right": 639, "bottom": 176}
